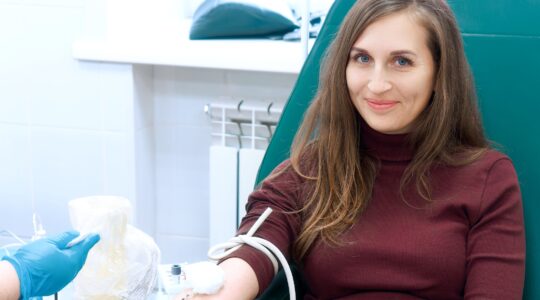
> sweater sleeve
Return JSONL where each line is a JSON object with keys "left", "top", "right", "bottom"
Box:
{"left": 221, "top": 160, "right": 304, "bottom": 296}
{"left": 464, "top": 158, "right": 526, "bottom": 299}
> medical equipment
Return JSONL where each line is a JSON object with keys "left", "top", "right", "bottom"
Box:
{"left": 32, "top": 213, "right": 47, "bottom": 241}
{"left": 171, "top": 264, "right": 182, "bottom": 280}
{"left": 0, "top": 230, "right": 26, "bottom": 255}
{"left": 159, "top": 263, "right": 187, "bottom": 295}
{"left": 208, "top": 207, "right": 296, "bottom": 300}
{"left": 66, "top": 232, "right": 97, "bottom": 248}
{"left": 158, "top": 207, "right": 294, "bottom": 299}
{"left": 159, "top": 261, "right": 225, "bottom": 297}
{"left": 69, "top": 196, "right": 160, "bottom": 299}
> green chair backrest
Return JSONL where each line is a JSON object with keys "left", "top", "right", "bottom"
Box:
{"left": 256, "top": 0, "right": 540, "bottom": 298}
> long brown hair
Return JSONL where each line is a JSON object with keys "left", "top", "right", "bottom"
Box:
{"left": 288, "top": 0, "right": 488, "bottom": 260}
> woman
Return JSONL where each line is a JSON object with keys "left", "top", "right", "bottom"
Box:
{"left": 188, "top": 0, "right": 525, "bottom": 299}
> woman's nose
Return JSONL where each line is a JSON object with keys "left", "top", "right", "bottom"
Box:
{"left": 367, "top": 67, "right": 392, "bottom": 94}
{"left": 367, "top": 79, "right": 392, "bottom": 94}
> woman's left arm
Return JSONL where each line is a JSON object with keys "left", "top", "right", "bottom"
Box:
{"left": 465, "top": 158, "right": 526, "bottom": 300}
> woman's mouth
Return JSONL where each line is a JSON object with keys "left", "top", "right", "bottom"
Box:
{"left": 366, "top": 99, "right": 398, "bottom": 111}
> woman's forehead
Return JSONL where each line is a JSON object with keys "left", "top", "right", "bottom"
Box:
{"left": 351, "top": 12, "right": 430, "bottom": 55}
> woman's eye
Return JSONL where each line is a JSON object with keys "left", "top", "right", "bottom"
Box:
{"left": 357, "top": 54, "right": 370, "bottom": 63}
{"left": 395, "top": 56, "right": 412, "bottom": 66}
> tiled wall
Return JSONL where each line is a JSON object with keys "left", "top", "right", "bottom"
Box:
{"left": 152, "top": 66, "right": 297, "bottom": 263}
{"left": 0, "top": 1, "right": 136, "bottom": 242}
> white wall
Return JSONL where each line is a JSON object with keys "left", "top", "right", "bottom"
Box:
{"left": 0, "top": 0, "right": 298, "bottom": 264}
{"left": 152, "top": 66, "right": 296, "bottom": 263}
{"left": 0, "top": 0, "right": 136, "bottom": 240}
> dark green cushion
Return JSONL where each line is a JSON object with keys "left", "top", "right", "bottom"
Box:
{"left": 189, "top": 0, "right": 298, "bottom": 39}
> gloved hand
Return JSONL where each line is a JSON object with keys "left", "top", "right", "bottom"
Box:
{"left": 1, "top": 230, "right": 100, "bottom": 298}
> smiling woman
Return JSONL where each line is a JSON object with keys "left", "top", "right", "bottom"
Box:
{"left": 183, "top": 1, "right": 526, "bottom": 299}
{"left": 346, "top": 11, "right": 436, "bottom": 134}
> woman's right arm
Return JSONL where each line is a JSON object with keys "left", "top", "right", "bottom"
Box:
{"left": 177, "top": 258, "right": 259, "bottom": 300}
{"left": 184, "top": 160, "right": 303, "bottom": 300}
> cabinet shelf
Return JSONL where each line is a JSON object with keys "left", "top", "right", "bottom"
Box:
{"left": 73, "top": 20, "right": 312, "bottom": 74}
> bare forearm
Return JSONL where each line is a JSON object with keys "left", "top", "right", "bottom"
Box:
{"left": 177, "top": 258, "right": 259, "bottom": 300}
{"left": 0, "top": 261, "right": 21, "bottom": 300}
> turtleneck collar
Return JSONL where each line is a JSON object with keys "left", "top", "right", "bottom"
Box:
{"left": 360, "top": 122, "right": 414, "bottom": 162}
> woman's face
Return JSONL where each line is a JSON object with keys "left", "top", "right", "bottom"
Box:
{"left": 346, "top": 11, "right": 436, "bottom": 134}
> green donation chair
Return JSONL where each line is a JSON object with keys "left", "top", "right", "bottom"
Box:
{"left": 255, "top": 1, "right": 540, "bottom": 299}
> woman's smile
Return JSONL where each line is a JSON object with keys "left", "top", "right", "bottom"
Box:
{"left": 346, "top": 11, "right": 436, "bottom": 134}
{"left": 365, "top": 98, "right": 399, "bottom": 112}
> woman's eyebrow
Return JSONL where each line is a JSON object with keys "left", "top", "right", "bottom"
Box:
{"left": 350, "top": 47, "right": 417, "bottom": 57}
{"left": 390, "top": 50, "right": 417, "bottom": 57}
{"left": 350, "top": 47, "right": 368, "bottom": 53}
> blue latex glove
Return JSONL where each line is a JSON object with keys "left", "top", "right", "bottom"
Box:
{"left": 1, "top": 230, "right": 100, "bottom": 299}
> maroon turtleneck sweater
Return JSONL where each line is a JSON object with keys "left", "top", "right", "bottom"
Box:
{"left": 228, "top": 125, "right": 525, "bottom": 299}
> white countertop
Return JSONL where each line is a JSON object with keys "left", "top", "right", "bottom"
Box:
{"left": 73, "top": 20, "right": 313, "bottom": 74}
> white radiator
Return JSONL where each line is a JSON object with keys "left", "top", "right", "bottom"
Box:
{"left": 238, "top": 148, "right": 266, "bottom": 226}
{"left": 207, "top": 100, "right": 281, "bottom": 245}
{"left": 209, "top": 145, "right": 239, "bottom": 246}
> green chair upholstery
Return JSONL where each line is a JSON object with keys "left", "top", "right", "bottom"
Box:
{"left": 256, "top": 1, "right": 540, "bottom": 299}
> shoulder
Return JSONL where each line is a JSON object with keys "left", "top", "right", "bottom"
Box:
{"left": 461, "top": 149, "right": 519, "bottom": 194}
{"left": 449, "top": 148, "right": 516, "bottom": 175}
{"left": 478, "top": 149, "right": 513, "bottom": 165}
{"left": 245, "top": 159, "right": 309, "bottom": 213}
{"left": 263, "top": 156, "right": 316, "bottom": 184}
{"left": 469, "top": 149, "right": 518, "bottom": 179}
{"left": 264, "top": 159, "right": 297, "bottom": 182}
{"left": 470, "top": 149, "right": 520, "bottom": 198}
{"left": 469, "top": 150, "right": 523, "bottom": 228}
{"left": 431, "top": 149, "right": 520, "bottom": 213}
{"left": 451, "top": 149, "right": 521, "bottom": 222}
{"left": 258, "top": 159, "right": 306, "bottom": 192}
{"left": 256, "top": 158, "right": 315, "bottom": 201}
{"left": 476, "top": 148, "right": 520, "bottom": 189}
